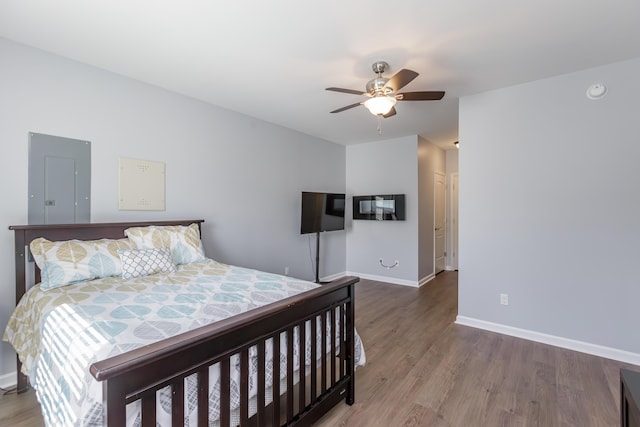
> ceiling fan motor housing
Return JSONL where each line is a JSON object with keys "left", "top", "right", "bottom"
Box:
{"left": 366, "top": 77, "right": 391, "bottom": 95}
{"left": 367, "top": 61, "right": 393, "bottom": 95}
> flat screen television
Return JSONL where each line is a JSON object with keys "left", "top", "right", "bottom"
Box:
{"left": 300, "top": 191, "right": 345, "bottom": 234}
{"left": 353, "top": 194, "right": 406, "bottom": 220}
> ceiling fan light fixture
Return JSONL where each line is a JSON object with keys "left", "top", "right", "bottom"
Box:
{"left": 364, "top": 96, "right": 397, "bottom": 116}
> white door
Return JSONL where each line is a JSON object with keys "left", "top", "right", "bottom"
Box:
{"left": 434, "top": 171, "right": 446, "bottom": 274}
{"left": 451, "top": 173, "right": 459, "bottom": 270}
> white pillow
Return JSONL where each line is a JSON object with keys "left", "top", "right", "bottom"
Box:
{"left": 118, "top": 247, "right": 177, "bottom": 279}
{"left": 125, "top": 223, "right": 206, "bottom": 265}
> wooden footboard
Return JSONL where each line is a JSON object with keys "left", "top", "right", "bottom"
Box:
{"left": 10, "top": 220, "right": 358, "bottom": 426}
{"left": 91, "top": 275, "right": 358, "bottom": 427}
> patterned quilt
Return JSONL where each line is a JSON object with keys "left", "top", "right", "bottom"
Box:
{"left": 3, "top": 259, "right": 365, "bottom": 426}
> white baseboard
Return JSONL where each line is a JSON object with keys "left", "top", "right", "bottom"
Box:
{"left": 323, "top": 270, "right": 441, "bottom": 288}
{"left": 345, "top": 271, "right": 419, "bottom": 287}
{"left": 0, "top": 371, "right": 16, "bottom": 389}
{"left": 418, "top": 273, "right": 435, "bottom": 287}
{"left": 320, "top": 271, "right": 348, "bottom": 282}
{"left": 456, "top": 316, "right": 640, "bottom": 366}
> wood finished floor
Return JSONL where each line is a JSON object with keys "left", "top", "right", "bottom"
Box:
{"left": 316, "top": 272, "right": 634, "bottom": 427}
{"left": 0, "top": 271, "right": 636, "bottom": 426}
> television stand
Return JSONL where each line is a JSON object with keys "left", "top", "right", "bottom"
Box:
{"left": 313, "top": 231, "right": 339, "bottom": 284}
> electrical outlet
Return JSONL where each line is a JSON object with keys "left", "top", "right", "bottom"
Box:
{"left": 284, "top": 266, "right": 289, "bottom": 276}
{"left": 500, "top": 293, "right": 509, "bottom": 305}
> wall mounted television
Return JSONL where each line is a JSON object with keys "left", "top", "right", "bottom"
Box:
{"left": 353, "top": 194, "right": 406, "bottom": 220}
{"left": 300, "top": 191, "right": 346, "bottom": 234}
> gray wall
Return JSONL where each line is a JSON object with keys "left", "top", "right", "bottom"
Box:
{"left": 346, "top": 136, "right": 419, "bottom": 285}
{"left": 445, "top": 149, "right": 459, "bottom": 269}
{"left": 0, "top": 38, "right": 346, "bottom": 381}
{"left": 458, "top": 57, "right": 640, "bottom": 355}
{"left": 418, "top": 137, "right": 445, "bottom": 282}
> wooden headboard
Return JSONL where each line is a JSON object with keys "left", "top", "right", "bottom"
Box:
{"left": 8, "top": 219, "right": 204, "bottom": 392}
{"left": 9, "top": 219, "right": 204, "bottom": 305}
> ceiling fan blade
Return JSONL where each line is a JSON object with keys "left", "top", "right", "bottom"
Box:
{"left": 330, "top": 102, "right": 362, "bottom": 113}
{"left": 326, "top": 87, "right": 367, "bottom": 96}
{"left": 383, "top": 107, "right": 397, "bottom": 118}
{"left": 384, "top": 69, "right": 419, "bottom": 92}
{"left": 397, "top": 91, "right": 445, "bottom": 101}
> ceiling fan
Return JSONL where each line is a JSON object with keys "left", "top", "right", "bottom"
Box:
{"left": 326, "top": 61, "right": 445, "bottom": 118}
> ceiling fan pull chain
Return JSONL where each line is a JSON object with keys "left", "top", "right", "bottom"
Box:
{"left": 377, "top": 115, "right": 383, "bottom": 135}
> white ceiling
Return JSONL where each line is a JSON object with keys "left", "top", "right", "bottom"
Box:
{"left": 2, "top": 1, "right": 640, "bottom": 149}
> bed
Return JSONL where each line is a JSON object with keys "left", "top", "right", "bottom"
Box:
{"left": 3, "top": 219, "right": 364, "bottom": 426}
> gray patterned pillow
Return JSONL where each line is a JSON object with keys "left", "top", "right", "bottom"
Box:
{"left": 118, "top": 247, "right": 176, "bottom": 279}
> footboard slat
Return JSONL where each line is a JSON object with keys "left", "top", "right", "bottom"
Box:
{"left": 197, "top": 366, "right": 208, "bottom": 426}
{"left": 298, "top": 319, "right": 307, "bottom": 412}
{"left": 340, "top": 304, "right": 346, "bottom": 378}
{"left": 240, "top": 348, "right": 249, "bottom": 424}
{"left": 141, "top": 393, "right": 156, "bottom": 427}
{"left": 331, "top": 306, "right": 337, "bottom": 387}
{"left": 320, "top": 312, "right": 327, "bottom": 394}
{"left": 346, "top": 282, "right": 356, "bottom": 405}
{"left": 310, "top": 316, "right": 317, "bottom": 403}
{"left": 286, "top": 327, "right": 294, "bottom": 423}
{"left": 171, "top": 379, "right": 184, "bottom": 425}
{"left": 220, "top": 359, "right": 230, "bottom": 427}
{"left": 272, "top": 333, "right": 281, "bottom": 426}
{"left": 257, "top": 341, "right": 266, "bottom": 425}
{"left": 91, "top": 276, "right": 359, "bottom": 427}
